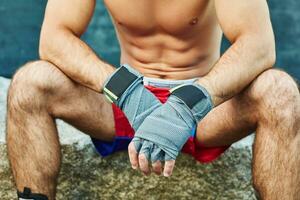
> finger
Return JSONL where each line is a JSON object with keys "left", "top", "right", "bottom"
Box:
{"left": 128, "top": 141, "right": 139, "bottom": 169}
{"left": 139, "top": 141, "right": 153, "bottom": 161}
{"left": 139, "top": 141, "right": 153, "bottom": 175}
{"left": 152, "top": 160, "right": 162, "bottom": 175}
{"left": 138, "top": 153, "right": 150, "bottom": 176}
{"left": 150, "top": 145, "right": 163, "bottom": 175}
{"left": 132, "top": 137, "right": 143, "bottom": 153}
{"left": 150, "top": 145, "right": 164, "bottom": 163}
{"left": 163, "top": 159, "right": 175, "bottom": 177}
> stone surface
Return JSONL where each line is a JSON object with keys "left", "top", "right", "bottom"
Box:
{"left": 0, "top": 144, "right": 256, "bottom": 200}
{"left": 0, "top": 77, "right": 10, "bottom": 140}
{"left": 0, "top": 77, "right": 256, "bottom": 199}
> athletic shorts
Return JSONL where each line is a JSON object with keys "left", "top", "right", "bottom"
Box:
{"left": 91, "top": 76, "right": 230, "bottom": 163}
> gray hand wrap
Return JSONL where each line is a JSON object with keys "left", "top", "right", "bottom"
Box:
{"left": 133, "top": 83, "right": 213, "bottom": 161}
{"left": 103, "top": 64, "right": 161, "bottom": 131}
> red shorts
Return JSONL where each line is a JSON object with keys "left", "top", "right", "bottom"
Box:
{"left": 91, "top": 85, "right": 229, "bottom": 163}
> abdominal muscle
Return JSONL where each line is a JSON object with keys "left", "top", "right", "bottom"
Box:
{"left": 105, "top": 0, "right": 223, "bottom": 80}
{"left": 119, "top": 32, "right": 222, "bottom": 80}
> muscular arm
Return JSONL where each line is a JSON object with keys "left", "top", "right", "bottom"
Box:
{"left": 39, "top": 0, "right": 114, "bottom": 92}
{"left": 198, "top": 0, "right": 275, "bottom": 106}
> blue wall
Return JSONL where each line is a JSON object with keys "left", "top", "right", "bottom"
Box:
{"left": 0, "top": 0, "right": 299, "bottom": 80}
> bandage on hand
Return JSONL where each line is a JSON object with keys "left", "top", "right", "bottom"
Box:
{"left": 103, "top": 64, "right": 162, "bottom": 131}
{"left": 130, "top": 83, "right": 213, "bottom": 175}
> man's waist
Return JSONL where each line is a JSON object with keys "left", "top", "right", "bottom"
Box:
{"left": 143, "top": 76, "right": 198, "bottom": 89}
{"left": 121, "top": 63, "right": 199, "bottom": 89}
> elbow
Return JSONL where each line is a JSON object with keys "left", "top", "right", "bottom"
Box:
{"left": 266, "top": 42, "right": 276, "bottom": 68}
{"left": 39, "top": 32, "right": 51, "bottom": 60}
{"left": 240, "top": 32, "right": 276, "bottom": 70}
{"left": 260, "top": 39, "right": 276, "bottom": 70}
{"left": 265, "top": 48, "right": 276, "bottom": 70}
{"left": 39, "top": 27, "right": 61, "bottom": 61}
{"left": 264, "top": 30, "right": 276, "bottom": 69}
{"left": 39, "top": 43, "right": 48, "bottom": 61}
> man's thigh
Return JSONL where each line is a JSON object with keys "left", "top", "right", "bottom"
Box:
{"left": 196, "top": 90, "right": 257, "bottom": 147}
{"left": 26, "top": 60, "right": 116, "bottom": 141}
{"left": 53, "top": 85, "right": 115, "bottom": 141}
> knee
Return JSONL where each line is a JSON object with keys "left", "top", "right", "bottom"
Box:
{"left": 8, "top": 60, "right": 64, "bottom": 112}
{"left": 249, "top": 69, "right": 299, "bottom": 122}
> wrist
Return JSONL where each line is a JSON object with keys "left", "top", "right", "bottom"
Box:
{"left": 170, "top": 82, "right": 214, "bottom": 122}
{"left": 196, "top": 77, "right": 220, "bottom": 106}
{"left": 103, "top": 64, "right": 143, "bottom": 105}
{"left": 87, "top": 62, "right": 114, "bottom": 93}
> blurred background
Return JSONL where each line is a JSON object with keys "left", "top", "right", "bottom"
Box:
{"left": 0, "top": 0, "right": 299, "bottom": 79}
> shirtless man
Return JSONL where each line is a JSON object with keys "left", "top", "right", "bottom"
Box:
{"left": 6, "top": 0, "right": 300, "bottom": 199}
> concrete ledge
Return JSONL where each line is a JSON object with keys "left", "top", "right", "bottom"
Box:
{"left": 0, "top": 144, "right": 256, "bottom": 199}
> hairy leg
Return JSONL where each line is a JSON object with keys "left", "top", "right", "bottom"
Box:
{"left": 6, "top": 61, "right": 115, "bottom": 199}
{"left": 196, "top": 87, "right": 257, "bottom": 147}
{"left": 251, "top": 70, "right": 300, "bottom": 199}
{"left": 196, "top": 69, "right": 300, "bottom": 199}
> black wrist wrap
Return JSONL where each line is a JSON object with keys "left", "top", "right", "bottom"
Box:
{"left": 171, "top": 85, "right": 206, "bottom": 109}
{"left": 104, "top": 66, "right": 138, "bottom": 103}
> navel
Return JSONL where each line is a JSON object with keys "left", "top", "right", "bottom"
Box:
{"left": 189, "top": 17, "right": 198, "bottom": 26}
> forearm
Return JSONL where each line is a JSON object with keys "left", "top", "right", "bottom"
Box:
{"left": 39, "top": 28, "right": 114, "bottom": 92}
{"left": 198, "top": 34, "right": 276, "bottom": 106}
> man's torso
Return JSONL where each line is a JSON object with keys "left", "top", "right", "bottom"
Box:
{"left": 104, "top": 0, "right": 222, "bottom": 79}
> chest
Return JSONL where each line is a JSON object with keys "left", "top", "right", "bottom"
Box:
{"left": 104, "top": 0, "right": 213, "bottom": 35}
